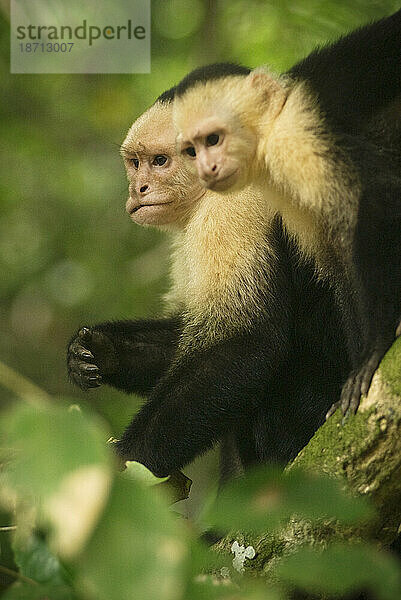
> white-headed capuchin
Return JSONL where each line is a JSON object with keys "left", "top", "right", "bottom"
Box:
{"left": 173, "top": 10, "right": 401, "bottom": 419}
{"left": 67, "top": 90, "right": 349, "bottom": 478}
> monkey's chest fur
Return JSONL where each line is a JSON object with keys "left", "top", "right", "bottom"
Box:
{"left": 166, "top": 187, "right": 282, "bottom": 344}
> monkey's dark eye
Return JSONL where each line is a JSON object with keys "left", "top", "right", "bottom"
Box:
{"left": 153, "top": 155, "right": 168, "bottom": 166}
{"left": 130, "top": 158, "right": 139, "bottom": 169}
{"left": 185, "top": 146, "right": 196, "bottom": 158}
{"left": 206, "top": 133, "right": 219, "bottom": 146}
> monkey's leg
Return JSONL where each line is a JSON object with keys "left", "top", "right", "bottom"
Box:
{"left": 334, "top": 179, "right": 401, "bottom": 416}
{"left": 67, "top": 317, "right": 180, "bottom": 395}
{"left": 114, "top": 330, "right": 290, "bottom": 477}
{"left": 336, "top": 345, "right": 396, "bottom": 418}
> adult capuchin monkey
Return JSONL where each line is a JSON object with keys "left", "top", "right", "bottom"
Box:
{"left": 173, "top": 10, "right": 401, "bottom": 419}
{"left": 67, "top": 88, "right": 349, "bottom": 478}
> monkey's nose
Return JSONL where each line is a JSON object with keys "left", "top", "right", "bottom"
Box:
{"left": 138, "top": 184, "right": 149, "bottom": 195}
{"left": 202, "top": 164, "right": 219, "bottom": 179}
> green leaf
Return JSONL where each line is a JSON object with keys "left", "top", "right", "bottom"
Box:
{"left": 183, "top": 539, "right": 282, "bottom": 600}
{"left": 123, "top": 463, "right": 193, "bottom": 504}
{"left": 276, "top": 543, "right": 401, "bottom": 600}
{"left": 123, "top": 460, "right": 169, "bottom": 485}
{"left": 2, "top": 582, "right": 77, "bottom": 600}
{"left": 77, "top": 476, "right": 187, "bottom": 600}
{"left": 185, "top": 576, "right": 284, "bottom": 600}
{"left": 13, "top": 532, "right": 70, "bottom": 585}
{"left": 189, "top": 537, "right": 229, "bottom": 572}
{"left": 1, "top": 403, "right": 114, "bottom": 558}
{"left": 2, "top": 403, "right": 112, "bottom": 499}
{"left": 184, "top": 576, "right": 238, "bottom": 600}
{"left": 283, "top": 468, "right": 374, "bottom": 523}
{"left": 206, "top": 466, "right": 373, "bottom": 532}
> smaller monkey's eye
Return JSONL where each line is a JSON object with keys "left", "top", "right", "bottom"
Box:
{"left": 206, "top": 133, "right": 219, "bottom": 146}
{"left": 130, "top": 158, "right": 139, "bottom": 169}
{"left": 153, "top": 155, "right": 168, "bottom": 166}
{"left": 185, "top": 146, "right": 196, "bottom": 158}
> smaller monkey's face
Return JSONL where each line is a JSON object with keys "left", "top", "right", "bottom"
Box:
{"left": 176, "top": 111, "right": 256, "bottom": 193}
{"left": 173, "top": 71, "right": 287, "bottom": 193}
{"left": 173, "top": 78, "right": 260, "bottom": 193}
{"left": 121, "top": 103, "right": 205, "bottom": 228}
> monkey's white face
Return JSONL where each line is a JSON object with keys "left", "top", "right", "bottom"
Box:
{"left": 173, "top": 70, "right": 287, "bottom": 193}
{"left": 176, "top": 112, "right": 257, "bottom": 193}
{"left": 121, "top": 103, "right": 205, "bottom": 228}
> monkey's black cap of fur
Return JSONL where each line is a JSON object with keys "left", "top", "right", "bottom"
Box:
{"left": 157, "top": 62, "right": 250, "bottom": 104}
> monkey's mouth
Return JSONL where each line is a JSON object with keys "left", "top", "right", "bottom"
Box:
{"left": 203, "top": 168, "right": 238, "bottom": 190}
{"left": 130, "top": 202, "right": 173, "bottom": 214}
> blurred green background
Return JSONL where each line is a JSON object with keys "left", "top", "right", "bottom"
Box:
{"left": 0, "top": 0, "right": 398, "bottom": 504}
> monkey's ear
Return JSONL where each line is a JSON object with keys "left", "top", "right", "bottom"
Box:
{"left": 247, "top": 70, "right": 286, "bottom": 115}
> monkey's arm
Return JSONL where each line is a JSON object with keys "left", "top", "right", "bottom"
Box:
{"left": 288, "top": 9, "right": 401, "bottom": 132}
{"left": 67, "top": 317, "right": 181, "bottom": 395}
{"left": 115, "top": 328, "right": 291, "bottom": 477}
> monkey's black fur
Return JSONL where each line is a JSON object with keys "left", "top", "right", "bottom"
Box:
{"left": 288, "top": 9, "right": 401, "bottom": 134}
{"left": 68, "top": 215, "right": 349, "bottom": 477}
{"left": 290, "top": 10, "right": 401, "bottom": 414}
{"left": 68, "top": 13, "right": 400, "bottom": 477}
{"left": 175, "top": 63, "right": 251, "bottom": 98}
{"left": 157, "top": 63, "right": 250, "bottom": 104}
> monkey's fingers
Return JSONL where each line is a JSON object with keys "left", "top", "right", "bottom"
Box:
{"left": 341, "top": 372, "right": 363, "bottom": 416}
{"left": 76, "top": 329, "right": 118, "bottom": 372}
{"left": 78, "top": 327, "right": 112, "bottom": 350}
{"left": 339, "top": 351, "right": 382, "bottom": 418}
{"left": 326, "top": 375, "right": 359, "bottom": 421}
{"left": 71, "top": 326, "right": 105, "bottom": 359}
{"left": 359, "top": 351, "right": 382, "bottom": 396}
{"left": 334, "top": 375, "right": 355, "bottom": 418}
{"left": 328, "top": 349, "right": 383, "bottom": 421}
{"left": 78, "top": 326, "right": 92, "bottom": 341}
{"left": 69, "top": 360, "right": 102, "bottom": 390}
{"left": 325, "top": 400, "right": 340, "bottom": 420}
{"left": 69, "top": 339, "right": 94, "bottom": 361}
{"left": 68, "top": 354, "right": 102, "bottom": 390}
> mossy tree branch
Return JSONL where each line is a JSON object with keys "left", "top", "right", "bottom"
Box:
{"left": 215, "top": 338, "right": 401, "bottom": 574}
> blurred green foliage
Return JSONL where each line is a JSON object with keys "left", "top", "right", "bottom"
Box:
{"left": 2, "top": 403, "right": 401, "bottom": 599}
{"left": 204, "top": 465, "right": 374, "bottom": 532}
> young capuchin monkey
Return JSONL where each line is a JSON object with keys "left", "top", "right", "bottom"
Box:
{"left": 67, "top": 93, "right": 349, "bottom": 478}
{"left": 173, "top": 10, "right": 401, "bottom": 419}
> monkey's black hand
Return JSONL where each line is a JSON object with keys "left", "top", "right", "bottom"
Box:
{"left": 67, "top": 327, "right": 119, "bottom": 390}
{"left": 326, "top": 346, "right": 389, "bottom": 419}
